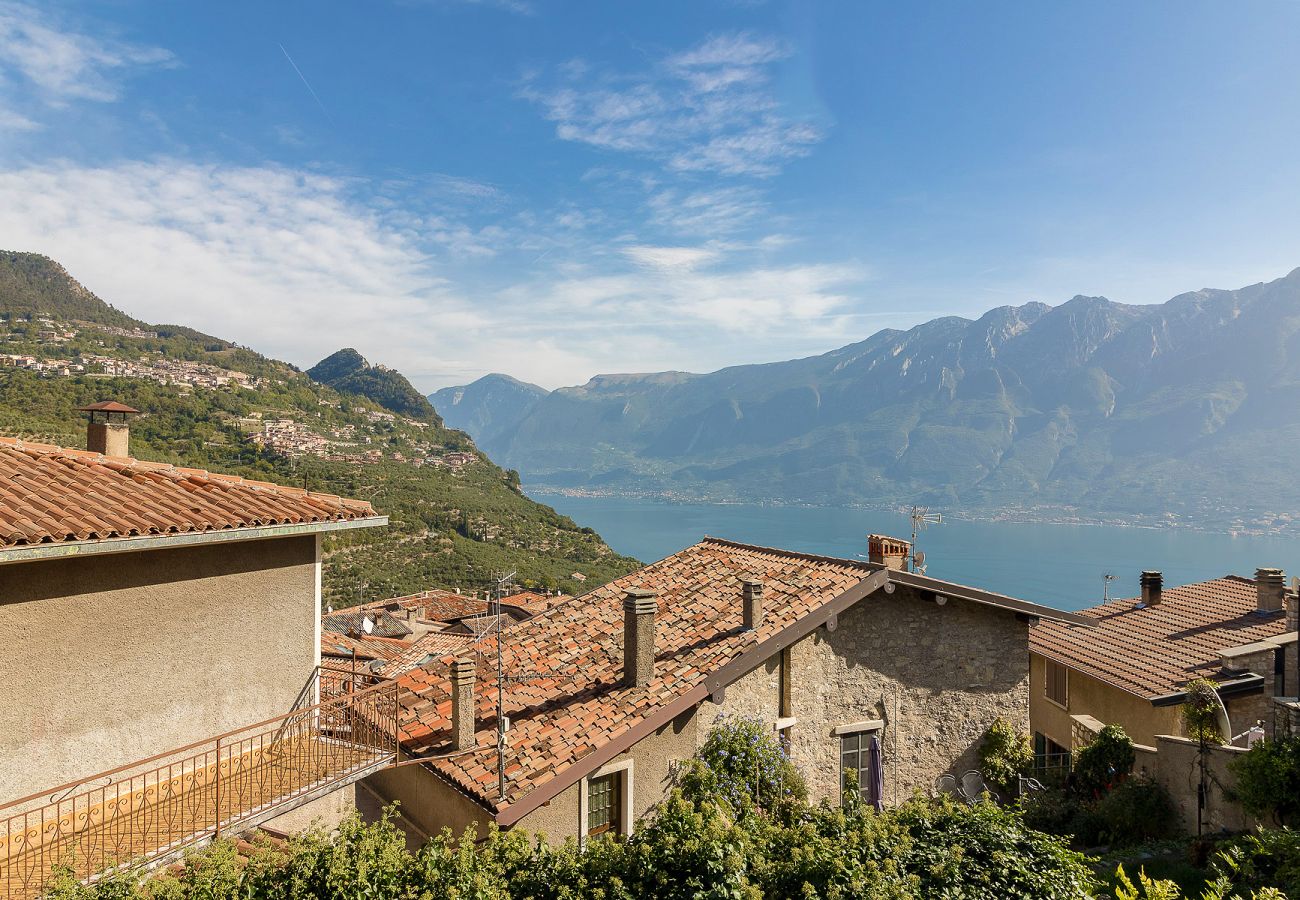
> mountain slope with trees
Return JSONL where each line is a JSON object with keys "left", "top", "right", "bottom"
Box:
{"left": 308, "top": 347, "right": 443, "bottom": 424}
{"left": 0, "top": 252, "right": 639, "bottom": 603}
{"left": 439, "top": 268, "right": 1300, "bottom": 532}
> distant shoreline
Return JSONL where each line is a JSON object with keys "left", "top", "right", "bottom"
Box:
{"left": 523, "top": 486, "right": 1297, "bottom": 539}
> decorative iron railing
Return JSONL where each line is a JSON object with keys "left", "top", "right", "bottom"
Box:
{"left": 0, "top": 666, "right": 398, "bottom": 900}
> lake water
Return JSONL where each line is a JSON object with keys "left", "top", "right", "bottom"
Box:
{"left": 531, "top": 493, "right": 1300, "bottom": 612}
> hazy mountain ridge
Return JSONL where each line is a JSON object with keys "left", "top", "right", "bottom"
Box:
{"left": 434, "top": 269, "right": 1300, "bottom": 532}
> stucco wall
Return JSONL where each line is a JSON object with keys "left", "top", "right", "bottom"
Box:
{"left": 363, "top": 759, "right": 492, "bottom": 842}
{"left": 0, "top": 535, "right": 321, "bottom": 804}
{"left": 1153, "top": 735, "right": 1259, "bottom": 834}
{"left": 1029, "top": 652, "right": 1182, "bottom": 749}
{"left": 788, "top": 587, "right": 1030, "bottom": 806}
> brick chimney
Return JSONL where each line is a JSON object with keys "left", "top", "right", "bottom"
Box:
{"left": 623, "top": 588, "right": 658, "bottom": 688}
{"left": 867, "top": 534, "right": 911, "bottom": 571}
{"left": 79, "top": 401, "right": 140, "bottom": 457}
{"left": 1255, "top": 568, "right": 1286, "bottom": 613}
{"left": 1140, "top": 571, "right": 1163, "bottom": 607}
{"left": 742, "top": 579, "right": 764, "bottom": 631}
{"left": 450, "top": 657, "right": 476, "bottom": 751}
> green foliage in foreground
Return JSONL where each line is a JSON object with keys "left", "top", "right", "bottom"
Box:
{"left": 39, "top": 720, "right": 1300, "bottom": 899}
{"left": 1230, "top": 738, "right": 1300, "bottom": 828}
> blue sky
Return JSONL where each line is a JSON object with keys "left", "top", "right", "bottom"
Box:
{"left": 1, "top": 1, "right": 1298, "bottom": 389}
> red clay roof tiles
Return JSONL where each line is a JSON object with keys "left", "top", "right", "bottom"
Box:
{"left": 0, "top": 436, "right": 378, "bottom": 549}
{"left": 395, "top": 537, "right": 873, "bottom": 813}
{"left": 1030, "top": 576, "right": 1290, "bottom": 698}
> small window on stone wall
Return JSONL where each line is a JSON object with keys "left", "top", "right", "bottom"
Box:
{"left": 1045, "top": 659, "right": 1068, "bottom": 707}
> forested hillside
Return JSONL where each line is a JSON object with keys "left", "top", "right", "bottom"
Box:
{"left": 440, "top": 268, "right": 1300, "bottom": 533}
{"left": 0, "top": 252, "right": 639, "bottom": 604}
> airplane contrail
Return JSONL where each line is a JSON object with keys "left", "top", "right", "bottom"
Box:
{"left": 279, "top": 43, "right": 334, "bottom": 125}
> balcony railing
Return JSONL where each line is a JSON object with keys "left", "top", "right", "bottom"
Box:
{"left": 0, "top": 665, "right": 398, "bottom": 900}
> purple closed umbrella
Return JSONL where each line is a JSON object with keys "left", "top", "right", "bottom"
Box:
{"left": 868, "top": 734, "right": 884, "bottom": 811}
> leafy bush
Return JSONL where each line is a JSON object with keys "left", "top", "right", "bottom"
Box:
{"left": 1212, "top": 828, "right": 1300, "bottom": 898}
{"left": 1182, "top": 679, "right": 1227, "bottom": 745}
{"left": 1096, "top": 776, "right": 1179, "bottom": 848}
{"left": 1074, "top": 724, "right": 1136, "bottom": 798}
{"left": 1229, "top": 736, "right": 1300, "bottom": 827}
{"left": 978, "top": 716, "right": 1034, "bottom": 796}
{"left": 677, "top": 714, "right": 806, "bottom": 818}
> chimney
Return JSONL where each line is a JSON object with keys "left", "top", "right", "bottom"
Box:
{"left": 1140, "top": 571, "right": 1163, "bottom": 607}
{"left": 742, "top": 579, "right": 764, "bottom": 631}
{"left": 450, "top": 657, "right": 476, "bottom": 751}
{"left": 1255, "top": 568, "right": 1286, "bottom": 613}
{"left": 867, "top": 534, "right": 910, "bottom": 571}
{"left": 623, "top": 588, "right": 658, "bottom": 688}
{"left": 79, "top": 401, "right": 140, "bottom": 457}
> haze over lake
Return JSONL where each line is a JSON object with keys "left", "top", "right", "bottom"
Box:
{"left": 534, "top": 493, "right": 1300, "bottom": 612}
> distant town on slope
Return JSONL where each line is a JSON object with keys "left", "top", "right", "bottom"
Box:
{"left": 432, "top": 267, "right": 1300, "bottom": 535}
{"left": 0, "top": 250, "right": 639, "bottom": 604}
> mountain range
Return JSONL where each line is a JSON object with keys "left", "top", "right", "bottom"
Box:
{"left": 432, "top": 269, "right": 1300, "bottom": 532}
{"left": 0, "top": 252, "right": 638, "bottom": 602}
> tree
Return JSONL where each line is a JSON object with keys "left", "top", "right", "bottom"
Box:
{"left": 1229, "top": 736, "right": 1300, "bottom": 827}
{"left": 1073, "top": 724, "right": 1135, "bottom": 798}
{"left": 978, "top": 716, "right": 1034, "bottom": 795}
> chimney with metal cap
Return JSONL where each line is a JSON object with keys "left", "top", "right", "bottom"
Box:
{"left": 867, "top": 534, "right": 911, "bottom": 571}
{"left": 742, "top": 579, "right": 764, "bottom": 631}
{"left": 79, "top": 401, "right": 140, "bottom": 457}
{"left": 450, "top": 658, "right": 477, "bottom": 751}
{"left": 623, "top": 588, "right": 658, "bottom": 687}
{"left": 1256, "top": 568, "right": 1286, "bottom": 613}
{"left": 1140, "top": 571, "right": 1163, "bottom": 607}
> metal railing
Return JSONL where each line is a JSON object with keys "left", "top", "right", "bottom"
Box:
{"left": 0, "top": 666, "right": 398, "bottom": 900}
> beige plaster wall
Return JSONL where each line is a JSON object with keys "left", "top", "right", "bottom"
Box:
{"left": 789, "top": 588, "right": 1030, "bottom": 806}
{"left": 267, "top": 783, "right": 358, "bottom": 834}
{"left": 363, "top": 759, "right": 492, "bottom": 842}
{"left": 1153, "top": 735, "right": 1259, "bottom": 834}
{"left": 1029, "top": 652, "right": 1182, "bottom": 749}
{"left": 0, "top": 535, "right": 321, "bottom": 804}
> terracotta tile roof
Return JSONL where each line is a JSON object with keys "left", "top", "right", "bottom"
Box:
{"left": 320, "top": 632, "right": 412, "bottom": 664}
{"left": 1030, "top": 576, "right": 1291, "bottom": 698}
{"left": 447, "top": 612, "right": 527, "bottom": 635}
{"left": 381, "top": 631, "right": 478, "bottom": 677}
{"left": 500, "top": 590, "right": 571, "bottom": 614}
{"left": 395, "top": 537, "right": 875, "bottom": 815}
{"left": 321, "top": 609, "right": 412, "bottom": 640}
{"left": 0, "top": 436, "right": 378, "bottom": 549}
{"left": 353, "top": 589, "right": 490, "bottom": 623}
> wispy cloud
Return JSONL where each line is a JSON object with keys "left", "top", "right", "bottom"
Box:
{"left": 521, "top": 31, "right": 821, "bottom": 178}
{"left": 0, "top": 1, "right": 171, "bottom": 128}
{"left": 0, "top": 159, "right": 869, "bottom": 390}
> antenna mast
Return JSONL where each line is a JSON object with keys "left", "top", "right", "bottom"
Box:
{"left": 494, "top": 570, "right": 516, "bottom": 801}
{"left": 908, "top": 506, "right": 942, "bottom": 574}
{"left": 1103, "top": 572, "right": 1117, "bottom": 602}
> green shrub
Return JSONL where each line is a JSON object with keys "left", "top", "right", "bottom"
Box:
{"left": 1096, "top": 777, "right": 1179, "bottom": 848}
{"left": 1074, "top": 724, "right": 1136, "bottom": 798}
{"left": 677, "top": 714, "right": 806, "bottom": 818}
{"left": 1182, "top": 679, "right": 1227, "bottom": 746}
{"left": 978, "top": 716, "right": 1034, "bottom": 796}
{"left": 1212, "top": 828, "right": 1300, "bottom": 898}
{"left": 1229, "top": 737, "right": 1300, "bottom": 827}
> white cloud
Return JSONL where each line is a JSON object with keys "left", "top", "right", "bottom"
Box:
{"left": 0, "top": 159, "right": 869, "bottom": 391}
{"left": 646, "top": 185, "right": 767, "bottom": 236}
{"left": 0, "top": 1, "right": 171, "bottom": 117}
{"left": 522, "top": 31, "right": 820, "bottom": 178}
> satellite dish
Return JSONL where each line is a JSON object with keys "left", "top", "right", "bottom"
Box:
{"left": 325, "top": 604, "right": 334, "bottom": 614}
{"left": 914, "top": 550, "right": 926, "bottom": 569}
{"left": 362, "top": 615, "right": 375, "bottom": 635}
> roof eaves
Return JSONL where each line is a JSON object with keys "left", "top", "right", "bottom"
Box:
{"left": 888, "top": 569, "right": 1094, "bottom": 626}
{"left": 0, "top": 515, "right": 388, "bottom": 565}
{"left": 493, "top": 568, "right": 892, "bottom": 827}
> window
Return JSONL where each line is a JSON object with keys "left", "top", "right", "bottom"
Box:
{"left": 1033, "top": 732, "right": 1071, "bottom": 776}
{"left": 839, "top": 731, "right": 881, "bottom": 806}
{"left": 586, "top": 772, "right": 621, "bottom": 838}
{"left": 1045, "top": 659, "right": 1068, "bottom": 707}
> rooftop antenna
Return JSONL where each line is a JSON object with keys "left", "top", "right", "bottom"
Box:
{"left": 493, "top": 570, "right": 517, "bottom": 801}
{"left": 1103, "top": 572, "right": 1118, "bottom": 602}
{"left": 909, "top": 506, "right": 942, "bottom": 575}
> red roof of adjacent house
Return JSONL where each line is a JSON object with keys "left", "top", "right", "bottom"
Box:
{"left": 353, "top": 589, "right": 490, "bottom": 623}
{"left": 320, "top": 632, "right": 412, "bottom": 664}
{"left": 381, "top": 631, "right": 478, "bottom": 677}
{"left": 0, "top": 436, "right": 380, "bottom": 549}
{"left": 1030, "top": 576, "right": 1291, "bottom": 699}
{"left": 394, "top": 538, "right": 894, "bottom": 818}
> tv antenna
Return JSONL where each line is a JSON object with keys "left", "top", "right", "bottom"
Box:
{"left": 1103, "top": 572, "right": 1118, "bottom": 602}
{"left": 492, "top": 571, "right": 517, "bottom": 800}
{"left": 909, "top": 506, "right": 942, "bottom": 575}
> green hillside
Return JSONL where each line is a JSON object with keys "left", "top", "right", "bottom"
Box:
{"left": 308, "top": 348, "right": 442, "bottom": 424}
{"left": 0, "top": 252, "right": 640, "bottom": 605}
